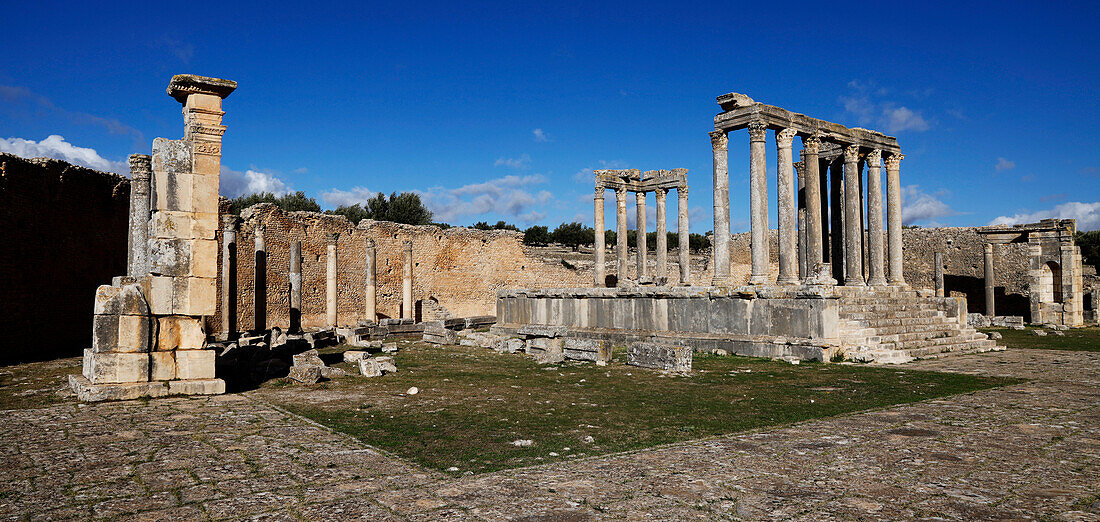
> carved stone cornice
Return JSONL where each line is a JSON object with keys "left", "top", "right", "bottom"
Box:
{"left": 885, "top": 153, "right": 904, "bottom": 169}
{"left": 747, "top": 121, "right": 768, "bottom": 142}
{"left": 776, "top": 128, "right": 797, "bottom": 148}
{"left": 844, "top": 144, "right": 860, "bottom": 163}
{"left": 709, "top": 130, "right": 728, "bottom": 150}
{"left": 167, "top": 74, "right": 237, "bottom": 103}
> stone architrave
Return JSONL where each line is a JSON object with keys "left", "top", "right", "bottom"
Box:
{"left": 364, "top": 238, "right": 377, "bottom": 323}
{"left": 402, "top": 240, "right": 414, "bottom": 319}
{"left": 326, "top": 234, "right": 338, "bottom": 327}
{"left": 127, "top": 154, "right": 152, "bottom": 277}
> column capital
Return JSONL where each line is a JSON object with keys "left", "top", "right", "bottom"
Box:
{"left": 364, "top": 237, "right": 375, "bottom": 248}
{"left": 655, "top": 188, "right": 668, "bottom": 200}
{"left": 615, "top": 186, "right": 628, "bottom": 197}
{"left": 801, "top": 135, "right": 822, "bottom": 154}
{"left": 747, "top": 120, "right": 768, "bottom": 142}
{"left": 678, "top": 185, "right": 688, "bottom": 196}
{"left": 128, "top": 154, "right": 152, "bottom": 178}
{"left": 885, "top": 153, "right": 905, "bottom": 169}
{"left": 403, "top": 239, "right": 413, "bottom": 250}
{"left": 844, "top": 144, "right": 861, "bottom": 163}
{"left": 866, "top": 148, "right": 882, "bottom": 165}
{"left": 709, "top": 130, "right": 728, "bottom": 150}
{"left": 776, "top": 128, "right": 797, "bottom": 148}
{"left": 328, "top": 233, "right": 340, "bottom": 244}
{"left": 594, "top": 186, "right": 605, "bottom": 199}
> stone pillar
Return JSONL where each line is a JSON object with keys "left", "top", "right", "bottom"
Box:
{"left": 127, "top": 154, "right": 152, "bottom": 277}
{"left": 843, "top": 145, "right": 865, "bottom": 286}
{"left": 866, "top": 149, "right": 887, "bottom": 286}
{"left": 748, "top": 121, "right": 770, "bottom": 285}
{"left": 326, "top": 235, "right": 338, "bottom": 327}
{"left": 254, "top": 224, "right": 266, "bottom": 332}
{"left": 677, "top": 187, "right": 690, "bottom": 285}
{"left": 636, "top": 191, "right": 648, "bottom": 280}
{"left": 802, "top": 136, "right": 823, "bottom": 269}
{"left": 886, "top": 153, "right": 906, "bottom": 286}
{"left": 594, "top": 187, "right": 606, "bottom": 287}
{"left": 776, "top": 128, "right": 798, "bottom": 285}
{"left": 616, "top": 188, "right": 628, "bottom": 282}
{"left": 984, "top": 242, "right": 995, "bottom": 317}
{"left": 796, "top": 161, "right": 807, "bottom": 279}
{"left": 710, "top": 130, "right": 731, "bottom": 285}
{"left": 934, "top": 251, "right": 944, "bottom": 297}
{"left": 289, "top": 241, "right": 302, "bottom": 333}
{"left": 220, "top": 215, "right": 238, "bottom": 340}
{"left": 830, "top": 159, "right": 845, "bottom": 282}
{"left": 364, "top": 238, "right": 376, "bottom": 323}
{"left": 402, "top": 240, "right": 414, "bottom": 319}
{"left": 655, "top": 189, "right": 668, "bottom": 282}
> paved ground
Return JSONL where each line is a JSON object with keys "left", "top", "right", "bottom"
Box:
{"left": 1, "top": 349, "right": 1097, "bottom": 521}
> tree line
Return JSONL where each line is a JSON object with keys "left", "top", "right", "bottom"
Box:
{"left": 522, "top": 222, "right": 711, "bottom": 252}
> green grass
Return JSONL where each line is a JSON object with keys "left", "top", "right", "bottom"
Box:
{"left": 982, "top": 326, "right": 1100, "bottom": 352}
{"left": 257, "top": 342, "right": 1020, "bottom": 475}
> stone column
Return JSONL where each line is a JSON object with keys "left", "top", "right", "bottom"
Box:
{"left": 796, "top": 161, "right": 807, "bottom": 279}
{"left": 289, "top": 241, "right": 302, "bottom": 333}
{"left": 866, "top": 149, "right": 887, "bottom": 286}
{"left": 748, "top": 121, "right": 770, "bottom": 285}
{"left": 254, "top": 224, "right": 266, "bottom": 332}
{"left": 326, "top": 235, "right": 338, "bottom": 327}
{"left": 843, "top": 145, "right": 865, "bottom": 286}
{"left": 402, "top": 240, "right": 414, "bottom": 319}
{"left": 364, "top": 238, "right": 376, "bottom": 323}
{"left": 710, "top": 130, "right": 731, "bottom": 285}
{"left": 127, "top": 154, "right": 152, "bottom": 277}
{"left": 593, "top": 187, "right": 606, "bottom": 287}
{"left": 655, "top": 189, "right": 668, "bottom": 282}
{"left": 934, "top": 251, "right": 944, "bottom": 297}
{"left": 984, "top": 242, "right": 995, "bottom": 317}
{"left": 830, "top": 159, "right": 845, "bottom": 282}
{"left": 678, "top": 187, "right": 690, "bottom": 285}
{"left": 616, "top": 188, "right": 628, "bottom": 282}
{"left": 776, "top": 128, "right": 798, "bottom": 285}
{"left": 220, "top": 215, "right": 238, "bottom": 339}
{"left": 886, "top": 153, "right": 906, "bottom": 286}
{"left": 636, "top": 191, "right": 648, "bottom": 280}
{"left": 801, "top": 136, "right": 823, "bottom": 269}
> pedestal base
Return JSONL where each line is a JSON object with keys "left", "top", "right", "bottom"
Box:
{"left": 69, "top": 374, "right": 225, "bottom": 402}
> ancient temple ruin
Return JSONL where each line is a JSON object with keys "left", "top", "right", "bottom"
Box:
{"left": 495, "top": 92, "right": 1000, "bottom": 363}
{"left": 70, "top": 75, "right": 235, "bottom": 400}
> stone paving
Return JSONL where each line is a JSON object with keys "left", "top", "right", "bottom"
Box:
{"left": 1, "top": 348, "right": 1097, "bottom": 520}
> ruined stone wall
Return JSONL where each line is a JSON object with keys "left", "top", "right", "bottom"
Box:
{"left": 0, "top": 153, "right": 130, "bottom": 363}
{"left": 215, "top": 204, "right": 590, "bottom": 331}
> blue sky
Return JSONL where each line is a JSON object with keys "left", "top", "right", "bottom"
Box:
{"left": 2, "top": 1, "right": 1099, "bottom": 231}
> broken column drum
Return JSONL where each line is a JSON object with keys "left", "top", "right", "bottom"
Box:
{"left": 290, "top": 240, "right": 302, "bottom": 333}
{"left": 364, "top": 237, "right": 377, "bottom": 323}
{"left": 126, "top": 154, "right": 152, "bottom": 277}
{"left": 402, "top": 240, "right": 414, "bottom": 319}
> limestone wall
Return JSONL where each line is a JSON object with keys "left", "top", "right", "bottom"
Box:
{"left": 0, "top": 153, "right": 130, "bottom": 363}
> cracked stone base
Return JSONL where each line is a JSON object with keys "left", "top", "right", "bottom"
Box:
{"left": 69, "top": 375, "right": 225, "bottom": 402}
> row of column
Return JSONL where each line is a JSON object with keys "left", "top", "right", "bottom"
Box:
{"left": 711, "top": 123, "right": 906, "bottom": 287}
{"left": 219, "top": 223, "right": 414, "bottom": 337}
{"left": 593, "top": 186, "right": 689, "bottom": 286}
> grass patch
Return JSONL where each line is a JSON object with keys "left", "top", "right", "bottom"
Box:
{"left": 982, "top": 326, "right": 1100, "bottom": 352}
{"left": 256, "top": 342, "right": 1019, "bottom": 474}
{"left": 0, "top": 357, "right": 81, "bottom": 410}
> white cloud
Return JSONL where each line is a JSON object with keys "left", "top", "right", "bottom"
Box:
{"left": 840, "top": 81, "right": 931, "bottom": 134}
{"left": 532, "top": 128, "right": 550, "bottom": 142}
{"left": 417, "top": 174, "right": 552, "bottom": 224}
{"left": 990, "top": 201, "right": 1100, "bottom": 231}
{"left": 0, "top": 135, "right": 127, "bottom": 174}
{"left": 494, "top": 154, "right": 531, "bottom": 169}
{"left": 883, "top": 106, "right": 929, "bottom": 133}
{"left": 901, "top": 185, "right": 954, "bottom": 225}
{"left": 573, "top": 159, "right": 628, "bottom": 183}
{"left": 995, "top": 157, "right": 1015, "bottom": 171}
{"left": 320, "top": 186, "right": 379, "bottom": 207}
{"left": 219, "top": 166, "right": 291, "bottom": 197}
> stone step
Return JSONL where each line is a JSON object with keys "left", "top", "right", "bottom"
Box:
{"left": 840, "top": 309, "right": 945, "bottom": 321}
{"left": 879, "top": 332, "right": 990, "bottom": 351}
{"left": 852, "top": 316, "right": 956, "bottom": 331}
{"left": 838, "top": 303, "right": 944, "bottom": 314}
{"left": 871, "top": 328, "right": 975, "bottom": 344}
{"left": 904, "top": 339, "right": 998, "bottom": 358}
{"left": 864, "top": 320, "right": 969, "bottom": 337}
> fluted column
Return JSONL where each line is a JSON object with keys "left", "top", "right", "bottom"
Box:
{"left": 710, "top": 130, "right": 731, "bottom": 285}
{"left": 886, "top": 153, "right": 906, "bottom": 286}
{"left": 796, "top": 160, "right": 807, "bottom": 279}
{"left": 677, "top": 187, "right": 690, "bottom": 285}
{"left": 748, "top": 121, "right": 770, "bottom": 285}
{"left": 776, "top": 128, "right": 798, "bottom": 285}
{"left": 615, "top": 188, "right": 628, "bottom": 282}
{"left": 254, "top": 224, "right": 266, "bottom": 332}
{"left": 364, "top": 238, "right": 376, "bottom": 324}
{"left": 326, "top": 234, "right": 338, "bottom": 328}
{"left": 984, "top": 242, "right": 995, "bottom": 317}
{"left": 801, "top": 136, "right": 823, "bottom": 269}
{"left": 636, "top": 191, "right": 648, "bottom": 280}
{"left": 290, "top": 241, "right": 302, "bottom": 333}
{"left": 843, "top": 145, "right": 865, "bottom": 286}
{"left": 866, "top": 149, "right": 887, "bottom": 286}
{"left": 402, "top": 240, "right": 413, "bottom": 319}
{"left": 220, "top": 215, "right": 238, "bottom": 339}
{"left": 594, "top": 187, "right": 606, "bottom": 287}
{"left": 127, "top": 154, "right": 152, "bottom": 277}
{"left": 655, "top": 189, "right": 668, "bottom": 282}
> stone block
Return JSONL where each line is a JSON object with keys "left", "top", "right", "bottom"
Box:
{"left": 627, "top": 342, "right": 692, "bottom": 372}
{"left": 423, "top": 329, "right": 457, "bottom": 345}
{"left": 187, "top": 277, "right": 217, "bottom": 316}
{"left": 157, "top": 316, "right": 206, "bottom": 350}
{"left": 374, "top": 356, "right": 397, "bottom": 373}
{"left": 495, "top": 338, "right": 524, "bottom": 353}
{"left": 94, "top": 283, "right": 150, "bottom": 316}
{"left": 150, "top": 211, "right": 192, "bottom": 239}
{"left": 191, "top": 173, "right": 219, "bottom": 213}
{"left": 289, "top": 365, "right": 321, "bottom": 384}
{"left": 83, "top": 349, "right": 151, "bottom": 384}
{"left": 150, "top": 351, "right": 176, "bottom": 381}
{"left": 292, "top": 349, "right": 325, "bottom": 368}
{"left": 562, "top": 338, "right": 612, "bottom": 363}
{"left": 148, "top": 238, "right": 193, "bottom": 277}
{"left": 359, "top": 358, "right": 382, "bottom": 377}
{"left": 516, "top": 325, "right": 567, "bottom": 338}
{"left": 168, "top": 379, "right": 225, "bottom": 395}
{"left": 69, "top": 374, "right": 168, "bottom": 402}
{"left": 192, "top": 212, "right": 219, "bottom": 240}
{"left": 191, "top": 239, "right": 218, "bottom": 278}
{"left": 92, "top": 314, "right": 120, "bottom": 353}
{"left": 192, "top": 152, "right": 221, "bottom": 176}
{"left": 116, "top": 314, "right": 151, "bottom": 353}
{"left": 320, "top": 367, "right": 346, "bottom": 379}
{"left": 175, "top": 349, "right": 215, "bottom": 380}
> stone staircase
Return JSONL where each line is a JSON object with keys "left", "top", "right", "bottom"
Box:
{"left": 835, "top": 288, "right": 1001, "bottom": 364}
